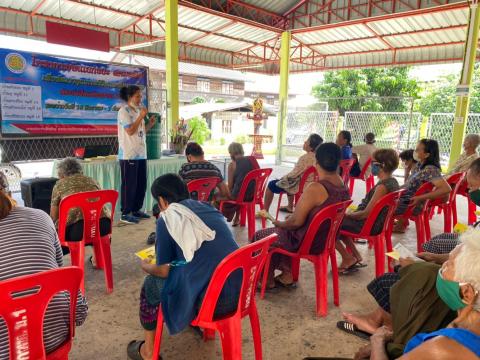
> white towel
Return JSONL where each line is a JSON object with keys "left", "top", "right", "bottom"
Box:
{"left": 160, "top": 203, "right": 216, "bottom": 262}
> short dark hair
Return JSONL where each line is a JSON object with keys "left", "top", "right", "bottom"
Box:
{"left": 119, "top": 85, "right": 141, "bottom": 102}
{"left": 469, "top": 158, "right": 480, "bottom": 176}
{"left": 399, "top": 149, "right": 416, "bottom": 162}
{"left": 185, "top": 142, "right": 204, "bottom": 157}
{"left": 419, "top": 139, "right": 441, "bottom": 169}
{"left": 315, "top": 142, "right": 341, "bottom": 172}
{"left": 339, "top": 130, "right": 352, "bottom": 147}
{"left": 308, "top": 133, "right": 323, "bottom": 151}
{"left": 365, "top": 132, "right": 375, "bottom": 144}
{"left": 151, "top": 174, "right": 190, "bottom": 204}
{"left": 373, "top": 149, "right": 399, "bottom": 173}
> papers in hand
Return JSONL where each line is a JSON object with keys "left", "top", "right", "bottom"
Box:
{"left": 135, "top": 246, "right": 156, "bottom": 264}
{"left": 256, "top": 210, "right": 275, "bottom": 222}
{"left": 385, "top": 243, "right": 424, "bottom": 262}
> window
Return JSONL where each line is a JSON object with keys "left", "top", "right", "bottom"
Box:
{"left": 178, "top": 77, "right": 183, "bottom": 90}
{"left": 222, "top": 82, "right": 234, "bottom": 95}
{"left": 197, "top": 79, "right": 210, "bottom": 93}
{"left": 222, "top": 120, "right": 232, "bottom": 134}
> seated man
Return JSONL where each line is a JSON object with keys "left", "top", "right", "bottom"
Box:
{"left": 127, "top": 174, "right": 241, "bottom": 360}
{"left": 179, "top": 142, "right": 229, "bottom": 199}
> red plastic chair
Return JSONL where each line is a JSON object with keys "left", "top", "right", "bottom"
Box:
{"left": 425, "top": 172, "right": 465, "bottom": 239}
{"left": 260, "top": 200, "right": 352, "bottom": 316}
{"left": 187, "top": 177, "right": 220, "bottom": 201}
{"left": 58, "top": 190, "right": 118, "bottom": 294}
{"left": 349, "top": 157, "right": 375, "bottom": 196}
{"left": 220, "top": 168, "right": 272, "bottom": 240}
{"left": 340, "top": 190, "right": 403, "bottom": 277}
{"left": 456, "top": 177, "right": 478, "bottom": 225}
{"left": 275, "top": 166, "right": 319, "bottom": 220}
{"left": 0, "top": 267, "right": 83, "bottom": 360}
{"left": 394, "top": 182, "right": 434, "bottom": 253}
{"left": 339, "top": 159, "right": 355, "bottom": 185}
{"left": 152, "top": 234, "right": 278, "bottom": 360}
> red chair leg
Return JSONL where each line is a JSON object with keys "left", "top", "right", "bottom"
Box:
{"left": 291, "top": 257, "right": 301, "bottom": 282}
{"left": 452, "top": 198, "right": 458, "bottom": 226}
{"left": 373, "top": 235, "right": 385, "bottom": 277}
{"left": 424, "top": 212, "right": 431, "bottom": 242}
{"left": 314, "top": 257, "right": 329, "bottom": 317}
{"left": 240, "top": 206, "right": 247, "bottom": 227}
{"left": 99, "top": 235, "right": 114, "bottom": 293}
{"left": 415, "top": 217, "right": 426, "bottom": 253}
{"left": 247, "top": 204, "right": 256, "bottom": 241}
{"left": 275, "top": 193, "right": 284, "bottom": 220}
{"left": 443, "top": 206, "right": 452, "bottom": 233}
{"left": 260, "top": 253, "right": 273, "bottom": 299}
{"left": 385, "top": 234, "right": 394, "bottom": 273}
{"left": 203, "top": 328, "right": 216, "bottom": 341}
{"left": 152, "top": 308, "right": 165, "bottom": 359}
{"left": 217, "top": 317, "right": 242, "bottom": 360}
{"left": 349, "top": 178, "right": 355, "bottom": 196}
{"left": 258, "top": 201, "right": 266, "bottom": 229}
{"left": 330, "top": 251, "right": 340, "bottom": 307}
{"left": 249, "top": 303, "right": 263, "bottom": 360}
{"left": 69, "top": 242, "right": 86, "bottom": 294}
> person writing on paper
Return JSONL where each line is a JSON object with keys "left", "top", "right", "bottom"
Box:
{"left": 118, "top": 85, "right": 156, "bottom": 225}
{"left": 255, "top": 143, "right": 350, "bottom": 290}
{"left": 127, "top": 174, "right": 241, "bottom": 360}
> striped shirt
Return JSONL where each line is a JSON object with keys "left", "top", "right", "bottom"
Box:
{"left": 0, "top": 206, "right": 88, "bottom": 359}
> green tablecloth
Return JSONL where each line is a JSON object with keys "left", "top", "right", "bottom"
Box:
{"left": 52, "top": 157, "right": 185, "bottom": 211}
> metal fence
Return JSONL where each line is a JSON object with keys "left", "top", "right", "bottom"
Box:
{"left": 282, "top": 111, "right": 338, "bottom": 163}
{"left": 344, "top": 111, "right": 422, "bottom": 152}
{"left": 428, "top": 113, "right": 480, "bottom": 168}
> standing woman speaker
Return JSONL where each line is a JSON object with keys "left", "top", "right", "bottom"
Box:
{"left": 118, "top": 85, "right": 156, "bottom": 224}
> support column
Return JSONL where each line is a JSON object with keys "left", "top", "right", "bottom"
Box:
{"left": 276, "top": 31, "right": 291, "bottom": 165}
{"left": 165, "top": 0, "right": 179, "bottom": 135}
{"left": 449, "top": 0, "right": 480, "bottom": 171}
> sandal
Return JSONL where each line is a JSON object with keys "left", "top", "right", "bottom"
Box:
{"left": 338, "top": 264, "right": 359, "bottom": 275}
{"left": 336, "top": 321, "right": 371, "bottom": 341}
{"left": 279, "top": 206, "right": 293, "bottom": 213}
{"left": 127, "top": 340, "right": 162, "bottom": 360}
{"left": 353, "top": 261, "right": 367, "bottom": 269}
{"left": 274, "top": 276, "right": 297, "bottom": 289}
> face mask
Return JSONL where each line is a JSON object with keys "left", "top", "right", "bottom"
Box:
{"left": 413, "top": 152, "right": 421, "bottom": 162}
{"left": 436, "top": 269, "right": 466, "bottom": 311}
{"left": 371, "top": 163, "right": 381, "bottom": 176}
{"left": 469, "top": 189, "right": 480, "bottom": 206}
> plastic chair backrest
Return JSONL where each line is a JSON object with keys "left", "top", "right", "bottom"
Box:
{"left": 298, "top": 166, "right": 319, "bottom": 195}
{"left": 428, "top": 172, "right": 465, "bottom": 207}
{"left": 358, "top": 157, "right": 373, "bottom": 179}
{"left": 402, "top": 181, "right": 434, "bottom": 218}
{"left": 357, "top": 190, "right": 403, "bottom": 236}
{"left": 0, "top": 267, "right": 83, "bottom": 360}
{"left": 58, "top": 190, "right": 118, "bottom": 245}
{"left": 298, "top": 200, "right": 352, "bottom": 255}
{"left": 339, "top": 159, "right": 355, "bottom": 183}
{"left": 195, "top": 234, "right": 277, "bottom": 322}
{"left": 457, "top": 176, "right": 470, "bottom": 197}
{"left": 187, "top": 177, "right": 220, "bottom": 201}
{"left": 235, "top": 168, "right": 273, "bottom": 204}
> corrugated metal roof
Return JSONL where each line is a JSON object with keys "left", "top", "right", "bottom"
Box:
{"left": 237, "top": 0, "right": 298, "bottom": 15}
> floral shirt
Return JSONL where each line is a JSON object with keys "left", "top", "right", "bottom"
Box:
{"left": 448, "top": 152, "right": 479, "bottom": 175}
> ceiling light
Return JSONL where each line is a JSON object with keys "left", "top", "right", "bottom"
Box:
{"left": 233, "top": 63, "right": 265, "bottom": 70}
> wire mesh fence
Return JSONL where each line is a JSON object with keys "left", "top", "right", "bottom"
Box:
{"left": 282, "top": 111, "right": 339, "bottom": 163}
{"left": 344, "top": 111, "right": 422, "bottom": 151}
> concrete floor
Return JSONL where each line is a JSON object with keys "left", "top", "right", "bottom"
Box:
{"left": 66, "top": 165, "right": 472, "bottom": 360}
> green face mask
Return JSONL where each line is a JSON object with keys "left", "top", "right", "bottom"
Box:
{"left": 469, "top": 189, "right": 480, "bottom": 207}
{"left": 436, "top": 270, "right": 466, "bottom": 311}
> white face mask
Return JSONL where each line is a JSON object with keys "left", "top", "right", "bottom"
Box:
{"left": 413, "top": 152, "right": 421, "bottom": 162}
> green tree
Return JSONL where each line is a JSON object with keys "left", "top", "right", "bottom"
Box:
{"left": 311, "top": 67, "right": 420, "bottom": 115}
{"left": 188, "top": 116, "right": 210, "bottom": 145}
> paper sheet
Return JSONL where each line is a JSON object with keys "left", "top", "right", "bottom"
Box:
{"left": 385, "top": 243, "right": 424, "bottom": 262}
{"left": 135, "top": 246, "right": 156, "bottom": 264}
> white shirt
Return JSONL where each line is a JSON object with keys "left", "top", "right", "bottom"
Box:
{"left": 117, "top": 105, "right": 147, "bottom": 160}
{"left": 352, "top": 143, "right": 377, "bottom": 176}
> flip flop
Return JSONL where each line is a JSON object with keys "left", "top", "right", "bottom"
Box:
{"left": 338, "top": 264, "right": 359, "bottom": 275}
{"left": 127, "top": 340, "right": 162, "bottom": 360}
{"left": 336, "top": 321, "right": 371, "bottom": 341}
{"left": 279, "top": 206, "right": 294, "bottom": 213}
{"left": 353, "top": 262, "right": 368, "bottom": 269}
{"left": 274, "top": 276, "right": 297, "bottom": 289}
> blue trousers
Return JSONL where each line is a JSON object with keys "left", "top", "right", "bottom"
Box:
{"left": 120, "top": 159, "right": 147, "bottom": 215}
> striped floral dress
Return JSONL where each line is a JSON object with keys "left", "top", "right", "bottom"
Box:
{"left": 0, "top": 206, "right": 88, "bottom": 359}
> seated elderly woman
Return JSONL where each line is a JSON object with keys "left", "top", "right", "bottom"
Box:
{"left": 256, "top": 143, "right": 350, "bottom": 289}
{"left": 336, "top": 149, "right": 400, "bottom": 274}
{"left": 50, "top": 157, "right": 111, "bottom": 251}
{"left": 394, "top": 139, "right": 451, "bottom": 233}
{"left": 179, "top": 142, "right": 229, "bottom": 198}
{"left": 448, "top": 133, "right": 480, "bottom": 175}
{"left": 127, "top": 174, "right": 241, "bottom": 360}
{"left": 221, "top": 142, "right": 259, "bottom": 225}
{"left": 263, "top": 133, "right": 323, "bottom": 214}
{"left": 0, "top": 172, "right": 88, "bottom": 357}
{"left": 349, "top": 228, "right": 480, "bottom": 360}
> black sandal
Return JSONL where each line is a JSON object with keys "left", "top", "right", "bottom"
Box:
{"left": 336, "top": 321, "right": 371, "bottom": 341}
{"left": 127, "top": 340, "right": 162, "bottom": 360}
